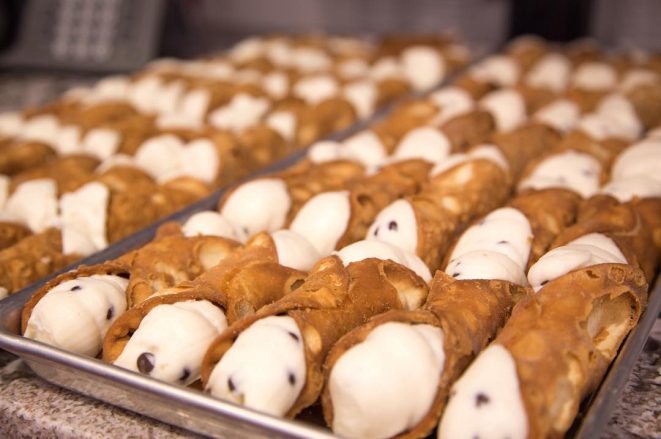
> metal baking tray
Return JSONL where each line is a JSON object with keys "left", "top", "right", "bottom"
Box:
{"left": 0, "top": 59, "right": 658, "bottom": 438}
{"left": 0, "top": 193, "right": 658, "bottom": 439}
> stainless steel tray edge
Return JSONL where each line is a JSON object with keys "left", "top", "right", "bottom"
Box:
{"left": 572, "top": 275, "right": 661, "bottom": 439}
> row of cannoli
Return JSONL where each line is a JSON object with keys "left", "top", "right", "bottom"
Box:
{"left": 0, "top": 33, "right": 469, "bottom": 297}
{"left": 18, "top": 36, "right": 661, "bottom": 438}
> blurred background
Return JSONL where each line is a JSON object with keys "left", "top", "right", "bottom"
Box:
{"left": 0, "top": 0, "right": 660, "bottom": 110}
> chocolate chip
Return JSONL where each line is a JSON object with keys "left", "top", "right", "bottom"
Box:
{"left": 179, "top": 368, "right": 190, "bottom": 382}
{"left": 452, "top": 272, "right": 461, "bottom": 278}
{"left": 71, "top": 285, "right": 81, "bottom": 291}
{"left": 288, "top": 331, "right": 299, "bottom": 342}
{"left": 475, "top": 393, "right": 490, "bottom": 407}
{"left": 540, "top": 280, "right": 549, "bottom": 286}
{"left": 137, "top": 352, "right": 155, "bottom": 374}
{"left": 373, "top": 226, "right": 380, "bottom": 236}
{"left": 106, "top": 306, "right": 114, "bottom": 320}
{"left": 228, "top": 377, "right": 236, "bottom": 392}
{"left": 117, "top": 272, "right": 130, "bottom": 279}
{"left": 288, "top": 372, "right": 296, "bottom": 385}
{"left": 498, "top": 240, "right": 508, "bottom": 244}
{"left": 388, "top": 221, "right": 398, "bottom": 231}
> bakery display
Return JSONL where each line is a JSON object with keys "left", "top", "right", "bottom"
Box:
{"left": 0, "top": 34, "right": 468, "bottom": 298}
{"left": 15, "top": 35, "right": 661, "bottom": 439}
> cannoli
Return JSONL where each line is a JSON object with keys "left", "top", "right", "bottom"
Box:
{"left": 0, "top": 141, "right": 56, "bottom": 176}
{"left": 518, "top": 149, "right": 605, "bottom": 199}
{"left": 201, "top": 247, "right": 429, "bottom": 417}
{"left": 439, "top": 262, "right": 647, "bottom": 439}
{"left": 366, "top": 151, "right": 511, "bottom": 272}
{"left": 10, "top": 154, "right": 100, "bottom": 195}
{"left": 321, "top": 160, "right": 587, "bottom": 439}
{"left": 489, "top": 122, "right": 562, "bottom": 182}
{"left": 566, "top": 61, "right": 619, "bottom": 112}
{"left": 521, "top": 52, "right": 573, "bottom": 95}
{"left": 505, "top": 35, "right": 550, "bottom": 70}
{"left": 479, "top": 88, "right": 528, "bottom": 133}
{"left": 123, "top": 225, "right": 241, "bottom": 306}
{"left": 322, "top": 196, "right": 557, "bottom": 438}
{"left": 288, "top": 160, "right": 432, "bottom": 256}
{"left": 217, "top": 160, "right": 364, "bottom": 237}
{"left": 102, "top": 231, "right": 309, "bottom": 385}
{"left": 323, "top": 271, "right": 526, "bottom": 439}
{"left": 21, "top": 261, "right": 132, "bottom": 356}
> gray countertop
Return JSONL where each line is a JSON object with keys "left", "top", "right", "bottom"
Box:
{"left": 0, "top": 319, "right": 658, "bottom": 438}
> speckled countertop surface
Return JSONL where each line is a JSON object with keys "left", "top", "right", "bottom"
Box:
{"left": 0, "top": 320, "right": 658, "bottom": 439}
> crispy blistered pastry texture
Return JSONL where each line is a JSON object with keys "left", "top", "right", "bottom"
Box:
{"left": 413, "top": 159, "right": 512, "bottom": 272}
{"left": 497, "top": 263, "right": 647, "bottom": 439}
{"left": 21, "top": 260, "right": 133, "bottom": 334}
{"left": 0, "top": 228, "right": 77, "bottom": 297}
{"left": 10, "top": 154, "right": 100, "bottom": 195}
{"left": 509, "top": 188, "right": 582, "bottom": 269}
{"left": 0, "top": 222, "right": 31, "bottom": 251}
{"left": 0, "top": 141, "right": 56, "bottom": 176}
{"left": 321, "top": 271, "right": 527, "bottom": 439}
{"left": 171, "top": 232, "right": 308, "bottom": 325}
{"left": 337, "top": 160, "right": 432, "bottom": 249}
{"left": 554, "top": 199, "right": 658, "bottom": 283}
{"left": 202, "top": 256, "right": 428, "bottom": 418}
{"left": 627, "top": 83, "right": 661, "bottom": 130}
{"left": 440, "top": 110, "right": 495, "bottom": 152}
{"left": 125, "top": 230, "right": 241, "bottom": 307}
{"left": 555, "top": 131, "right": 628, "bottom": 171}
{"left": 491, "top": 123, "right": 562, "bottom": 182}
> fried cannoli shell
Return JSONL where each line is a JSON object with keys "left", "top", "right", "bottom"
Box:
{"left": 312, "top": 98, "right": 357, "bottom": 137}
{"left": 97, "top": 166, "right": 156, "bottom": 193}
{"left": 101, "top": 114, "right": 158, "bottom": 156}
{"left": 336, "top": 159, "right": 433, "bottom": 249}
{"left": 21, "top": 260, "right": 133, "bottom": 334}
{"left": 376, "top": 78, "right": 411, "bottom": 107}
{"left": 0, "top": 222, "right": 31, "bottom": 251}
{"left": 564, "top": 88, "right": 608, "bottom": 113}
{"left": 237, "top": 125, "right": 291, "bottom": 169}
{"left": 0, "top": 142, "right": 56, "bottom": 176}
{"left": 169, "top": 232, "right": 307, "bottom": 324}
{"left": 555, "top": 131, "right": 628, "bottom": 171}
{"left": 505, "top": 36, "right": 549, "bottom": 70}
{"left": 0, "top": 228, "right": 76, "bottom": 296}
{"left": 515, "top": 84, "right": 557, "bottom": 114}
{"left": 60, "top": 102, "right": 140, "bottom": 129}
{"left": 491, "top": 123, "right": 562, "bottom": 182}
{"left": 509, "top": 188, "right": 582, "bottom": 269}
{"left": 126, "top": 233, "right": 241, "bottom": 307}
{"left": 11, "top": 154, "right": 100, "bottom": 195}
{"left": 202, "top": 256, "right": 428, "bottom": 417}
{"left": 440, "top": 110, "right": 495, "bottom": 152}
{"left": 626, "top": 83, "right": 661, "bottom": 130}
{"left": 496, "top": 263, "right": 647, "bottom": 438}
{"left": 156, "top": 177, "right": 212, "bottom": 215}
{"left": 553, "top": 200, "right": 657, "bottom": 283}
{"left": 414, "top": 159, "right": 512, "bottom": 271}
{"left": 452, "top": 75, "right": 497, "bottom": 100}
{"left": 321, "top": 271, "right": 526, "bottom": 439}
{"left": 371, "top": 100, "right": 439, "bottom": 149}
{"left": 579, "top": 194, "right": 661, "bottom": 265}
